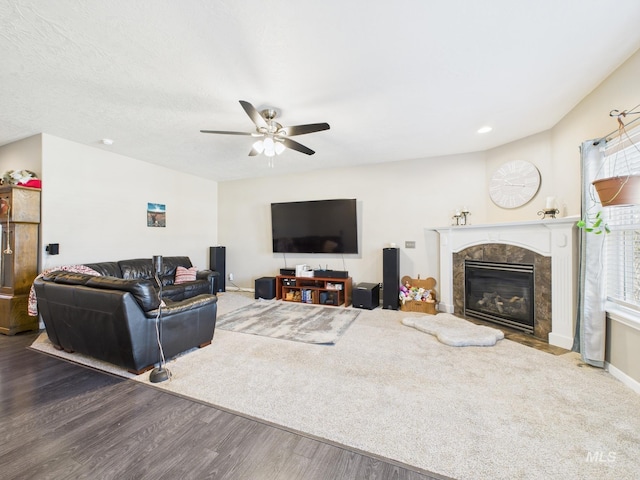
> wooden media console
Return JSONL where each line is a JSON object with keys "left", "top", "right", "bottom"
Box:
{"left": 276, "top": 275, "right": 352, "bottom": 307}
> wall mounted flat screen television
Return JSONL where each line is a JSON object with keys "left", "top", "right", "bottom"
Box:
{"left": 271, "top": 199, "right": 358, "bottom": 254}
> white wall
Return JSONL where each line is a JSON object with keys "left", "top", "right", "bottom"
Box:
{"left": 218, "top": 152, "right": 487, "bottom": 289}
{"left": 40, "top": 134, "right": 218, "bottom": 270}
{"left": 0, "top": 134, "right": 42, "bottom": 178}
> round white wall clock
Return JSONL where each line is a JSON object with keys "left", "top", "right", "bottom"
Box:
{"left": 489, "top": 160, "right": 541, "bottom": 208}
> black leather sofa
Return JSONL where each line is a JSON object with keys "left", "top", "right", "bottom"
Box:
{"left": 33, "top": 257, "right": 219, "bottom": 374}
{"left": 85, "top": 256, "right": 220, "bottom": 300}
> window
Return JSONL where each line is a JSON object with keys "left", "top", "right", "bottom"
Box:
{"left": 603, "top": 125, "right": 640, "bottom": 311}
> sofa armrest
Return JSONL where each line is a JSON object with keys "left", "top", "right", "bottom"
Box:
{"left": 146, "top": 293, "right": 217, "bottom": 317}
{"left": 196, "top": 269, "right": 219, "bottom": 294}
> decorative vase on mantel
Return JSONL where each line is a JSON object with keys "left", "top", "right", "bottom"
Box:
{"left": 592, "top": 174, "right": 640, "bottom": 207}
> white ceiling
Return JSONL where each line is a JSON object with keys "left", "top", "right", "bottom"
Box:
{"left": 2, "top": 1, "right": 640, "bottom": 182}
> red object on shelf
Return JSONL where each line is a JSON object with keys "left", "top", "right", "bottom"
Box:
{"left": 21, "top": 179, "right": 41, "bottom": 189}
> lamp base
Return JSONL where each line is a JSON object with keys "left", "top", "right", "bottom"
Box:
{"left": 149, "top": 366, "right": 170, "bottom": 383}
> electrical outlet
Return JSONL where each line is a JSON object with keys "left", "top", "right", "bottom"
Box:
{"left": 228, "top": 273, "right": 233, "bottom": 281}
{"left": 405, "top": 241, "right": 416, "bottom": 249}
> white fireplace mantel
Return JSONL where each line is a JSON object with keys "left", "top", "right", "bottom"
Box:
{"left": 432, "top": 216, "right": 579, "bottom": 349}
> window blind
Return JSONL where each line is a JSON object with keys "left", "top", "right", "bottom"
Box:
{"left": 603, "top": 125, "right": 640, "bottom": 310}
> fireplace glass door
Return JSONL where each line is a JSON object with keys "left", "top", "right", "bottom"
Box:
{"left": 464, "top": 260, "right": 534, "bottom": 333}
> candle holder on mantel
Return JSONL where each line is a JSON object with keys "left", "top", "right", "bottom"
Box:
{"left": 538, "top": 208, "right": 560, "bottom": 219}
{"left": 452, "top": 209, "right": 470, "bottom": 226}
{"left": 538, "top": 196, "right": 559, "bottom": 219}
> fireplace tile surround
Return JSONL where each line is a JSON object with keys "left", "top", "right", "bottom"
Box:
{"left": 454, "top": 244, "right": 551, "bottom": 339}
{"left": 433, "top": 216, "right": 579, "bottom": 349}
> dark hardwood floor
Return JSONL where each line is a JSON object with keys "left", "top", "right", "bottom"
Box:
{"left": 0, "top": 331, "right": 448, "bottom": 480}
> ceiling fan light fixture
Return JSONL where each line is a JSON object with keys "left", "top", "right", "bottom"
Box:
{"left": 252, "top": 140, "right": 265, "bottom": 154}
{"left": 263, "top": 136, "right": 277, "bottom": 157}
{"left": 201, "top": 100, "right": 329, "bottom": 158}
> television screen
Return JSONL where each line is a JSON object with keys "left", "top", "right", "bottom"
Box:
{"left": 271, "top": 199, "right": 358, "bottom": 254}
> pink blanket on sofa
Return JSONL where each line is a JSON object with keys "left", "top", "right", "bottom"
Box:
{"left": 28, "top": 265, "right": 101, "bottom": 316}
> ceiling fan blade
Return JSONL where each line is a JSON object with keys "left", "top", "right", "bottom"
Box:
{"left": 281, "top": 123, "right": 330, "bottom": 136}
{"left": 281, "top": 137, "right": 315, "bottom": 155}
{"left": 200, "top": 130, "right": 255, "bottom": 136}
{"left": 239, "top": 100, "right": 268, "bottom": 129}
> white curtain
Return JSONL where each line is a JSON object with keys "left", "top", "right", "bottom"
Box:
{"left": 575, "top": 140, "right": 606, "bottom": 367}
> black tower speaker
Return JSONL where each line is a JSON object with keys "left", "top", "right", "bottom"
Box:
{"left": 255, "top": 277, "right": 276, "bottom": 300}
{"left": 382, "top": 247, "right": 399, "bottom": 310}
{"left": 353, "top": 282, "right": 380, "bottom": 310}
{"left": 209, "top": 246, "right": 226, "bottom": 292}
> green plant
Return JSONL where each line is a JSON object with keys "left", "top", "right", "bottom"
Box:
{"left": 577, "top": 211, "right": 610, "bottom": 234}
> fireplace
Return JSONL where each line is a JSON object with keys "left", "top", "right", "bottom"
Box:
{"left": 464, "top": 260, "right": 534, "bottom": 334}
{"left": 433, "top": 217, "right": 578, "bottom": 348}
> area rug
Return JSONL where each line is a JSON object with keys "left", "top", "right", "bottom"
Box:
{"left": 216, "top": 300, "right": 360, "bottom": 344}
{"left": 29, "top": 292, "right": 640, "bottom": 480}
{"left": 402, "top": 313, "right": 504, "bottom": 346}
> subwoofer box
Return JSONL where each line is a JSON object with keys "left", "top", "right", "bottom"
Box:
{"left": 352, "top": 282, "right": 380, "bottom": 310}
{"left": 255, "top": 277, "right": 276, "bottom": 300}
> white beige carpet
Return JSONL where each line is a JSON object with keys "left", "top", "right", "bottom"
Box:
{"left": 31, "top": 292, "right": 640, "bottom": 480}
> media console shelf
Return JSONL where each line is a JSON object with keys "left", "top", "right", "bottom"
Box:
{"left": 276, "top": 275, "right": 352, "bottom": 307}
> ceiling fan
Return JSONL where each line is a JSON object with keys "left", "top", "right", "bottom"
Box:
{"left": 200, "top": 100, "right": 330, "bottom": 157}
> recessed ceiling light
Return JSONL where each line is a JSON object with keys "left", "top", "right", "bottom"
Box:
{"left": 102, "top": 138, "right": 114, "bottom": 145}
{"left": 477, "top": 126, "right": 492, "bottom": 134}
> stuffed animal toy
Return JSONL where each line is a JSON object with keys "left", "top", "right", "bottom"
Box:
{"left": 3, "top": 169, "right": 35, "bottom": 184}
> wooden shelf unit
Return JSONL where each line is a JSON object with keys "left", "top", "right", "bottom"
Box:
{"left": 0, "top": 185, "right": 41, "bottom": 335}
{"left": 276, "top": 275, "right": 352, "bottom": 307}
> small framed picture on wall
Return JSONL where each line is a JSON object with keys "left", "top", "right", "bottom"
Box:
{"left": 147, "top": 202, "right": 166, "bottom": 227}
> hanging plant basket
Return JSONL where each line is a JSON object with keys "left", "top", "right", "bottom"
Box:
{"left": 592, "top": 174, "right": 640, "bottom": 206}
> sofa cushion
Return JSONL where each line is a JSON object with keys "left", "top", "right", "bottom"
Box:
{"left": 85, "top": 276, "right": 160, "bottom": 312}
{"left": 175, "top": 266, "right": 197, "bottom": 284}
{"left": 118, "top": 258, "right": 156, "bottom": 281}
{"left": 52, "top": 272, "right": 96, "bottom": 285}
{"left": 117, "top": 257, "right": 195, "bottom": 287}
{"left": 159, "top": 257, "right": 193, "bottom": 285}
{"left": 84, "top": 261, "right": 122, "bottom": 278}
{"left": 161, "top": 285, "right": 186, "bottom": 302}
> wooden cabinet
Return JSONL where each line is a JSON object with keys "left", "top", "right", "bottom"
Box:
{"left": 276, "top": 275, "right": 352, "bottom": 307}
{"left": 0, "top": 186, "right": 40, "bottom": 335}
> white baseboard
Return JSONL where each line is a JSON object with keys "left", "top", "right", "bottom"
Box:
{"left": 606, "top": 362, "right": 640, "bottom": 395}
{"left": 438, "top": 303, "right": 454, "bottom": 313}
{"left": 548, "top": 332, "right": 574, "bottom": 350}
{"left": 224, "top": 286, "right": 254, "bottom": 293}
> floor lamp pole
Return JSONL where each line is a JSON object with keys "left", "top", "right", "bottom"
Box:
{"left": 149, "top": 255, "right": 170, "bottom": 383}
